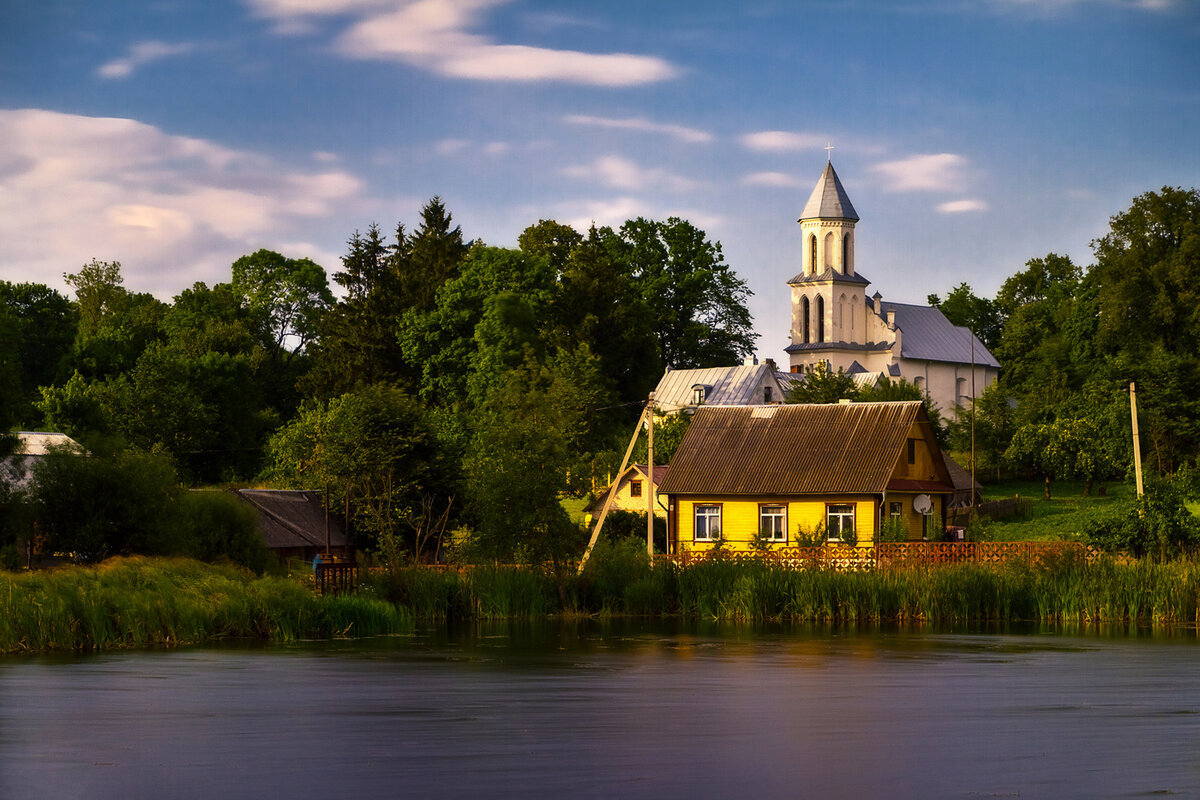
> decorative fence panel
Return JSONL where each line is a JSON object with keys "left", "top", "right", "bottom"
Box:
{"left": 662, "top": 541, "right": 1100, "bottom": 572}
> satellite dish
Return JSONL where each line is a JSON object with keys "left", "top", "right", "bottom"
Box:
{"left": 913, "top": 494, "right": 932, "bottom": 514}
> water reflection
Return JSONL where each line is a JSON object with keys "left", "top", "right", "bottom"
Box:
{"left": 2, "top": 622, "right": 1199, "bottom": 799}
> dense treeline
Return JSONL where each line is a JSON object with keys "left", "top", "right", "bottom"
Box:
{"left": 1, "top": 199, "right": 755, "bottom": 565}
{"left": 927, "top": 187, "right": 1200, "bottom": 507}
{"left": 4, "top": 186, "right": 1199, "bottom": 567}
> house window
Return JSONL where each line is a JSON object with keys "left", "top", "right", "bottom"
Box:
{"left": 922, "top": 505, "right": 937, "bottom": 541}
{"left": 826, "top": 504, "right": 855, "bottom": 542}
{"left": 764, "top": 386, "right": 773, "bottom": 403}
{"left": 759, "top": 505, "right": 787, "bottom": 542}
{"left": 889, "top": 501, "right": 902, "bottom": 521}
{"left": 630, "top": 480, "right": 642, "bottom": 498}
{"left": 907, "top": 439, "right": 916, "bottom": 465}
{"left": 694, "top": 504, "right": 722, "bottom": 542}
{"left": 692, "top": 385, "right": 706, "bottom": 405}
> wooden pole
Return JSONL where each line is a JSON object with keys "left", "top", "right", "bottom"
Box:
{"left": 1131, "top": 381, "right": 1144, "bottom": 499}
{"left": 970, "top": 328, "right": 976, "bottom": 511}
{"left": 578, "top": 405, "right": 649, "bottom": 573}
{"left": 647, "top": 393, "right": 655, "bottom": 558}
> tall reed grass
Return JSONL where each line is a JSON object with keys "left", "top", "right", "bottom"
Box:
{"left": 365, "top": 542, "right": 1200, "bottom": 625}
{"left": 0, "top": 557, "right": 411, "bottom": 653}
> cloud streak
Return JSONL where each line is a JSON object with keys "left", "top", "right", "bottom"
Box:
{"left": 0, "top": 109, "right": 362, "bottom": 295}
{"left": 870, "top": 153, "right": 969, "bottom": 192}
{"left": 741, "top": 130, "right": 828, "bottom": 152}
{"left": 563, "top": 115, "right": 712, "bottom": 143}
{"left": 561, "top": 155, "right": 700, "bottom": 192}
{"left": 937, "top": 199, "right": 989, "bottom": 213}
{"left": 247, "top": 0, "right": 679, "bottom": 86}
{"left": 96, "top": 40, "right": 196, "bottom": 79}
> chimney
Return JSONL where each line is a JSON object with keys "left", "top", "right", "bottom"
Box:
{"left": 743, "top": 355, "right": 758, "bottom": 366}
{"left": 887, "top": 310, "right": 896, "bottom": 330}
{"left": 764, "top": 358, "right": 777, "bottom": 372}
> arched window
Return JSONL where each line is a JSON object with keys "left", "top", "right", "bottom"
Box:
{"left": 824, "top": 231, "right": 836, "bottom": 270}
{"left": 843, "top": 233, "right": 851, "bottom": 274}
{"left": 801, "top": 296, "right": 811, "bottom": 343}
{"left": 914, "top": 376, "right": 925, "bottom": 393}
{"left": 816, "top": 296, "right": 825, "bottom": 342}
{"left": 956, "top": 377, "right": 968, "bottom": 407}
{"left": 809, "top": 234, "right": 817, "bottom": 274}
{"left": 838, "top": 294, "right": 846, "bottom": 340}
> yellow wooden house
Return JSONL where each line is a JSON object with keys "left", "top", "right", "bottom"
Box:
{"left": 583, "top": 464, "right": 669, "bottom": 522}
{"left": 656, "top": 401, "right": 954, "bottom": 553}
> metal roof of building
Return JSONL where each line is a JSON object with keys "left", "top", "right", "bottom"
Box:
{"left": 657, "top": 401, "right": 938, "bottom": 496}
{"left": 799, "top": 162, "right": 859, "bottom": 221}
{"left": 14, "top": 431, "right": 83, "bottom": 455}
{"left": 235, "top": 489, "right": 347, "bottom": 550}
{"left": 880, "top": 302, "right": 1000, "bottom": 367}
{"left": 652, "top": 364, "right": 783, "bottom": 410}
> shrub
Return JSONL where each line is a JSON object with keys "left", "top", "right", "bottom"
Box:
{"left": 174, "top": 491, "right": 268, "bottom": 573}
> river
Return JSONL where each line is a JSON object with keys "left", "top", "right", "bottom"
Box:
{"left": 1, "top": 621, "right": 1198, "bottom": 799}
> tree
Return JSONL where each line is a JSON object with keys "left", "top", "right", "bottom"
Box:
{"left": 1004, "top": 415, "right": 1121, "bottom": 500}
{"left": 859, "top": 376, "right": 947, "bottom": 447}
{"left": 0, "top": 282, "right": 76, "bottom": 425}
{"left": 231, "top": 249, "right": 333, "bottom": 354}
{"left": 616, "top": 218, "right": 755, "bottom": 369}
{"left": 265, "top": 385, "right": 449, "bottom": 554}
{"left": 927, "top": 283, "right": 1002, "bottom": 351}
{"left": 1090, "top": 186, "right": 1200, "bottom": 356}
{"left": 948, "top": 382, "right": 1016, "bottom": 482}
{"left": 400, "top": 197, "right": 470, "bottom": 312}
{"left": 63, "top": 261, "right": 166, "bottom": 381}
{"left": 784, "top": 361, "right": 858, "bottom": 404}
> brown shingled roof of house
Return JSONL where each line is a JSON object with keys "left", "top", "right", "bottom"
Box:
{"left": 235, "top": 489, "right": 347, "bottom": 550}
{"left": 657, "top": 401, "right": 947, "bottom": 496}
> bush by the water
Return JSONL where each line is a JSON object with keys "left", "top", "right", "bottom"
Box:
{"left": 0, "top": 557, "right": 411, "bottom": 653}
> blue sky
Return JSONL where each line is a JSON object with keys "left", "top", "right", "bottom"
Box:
{"left": 2, "top": 0, "right": 1198, "bottom": 361}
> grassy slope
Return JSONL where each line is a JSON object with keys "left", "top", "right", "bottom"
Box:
{"left": 977, "top": 479, "right": 1137, "bottom": 542}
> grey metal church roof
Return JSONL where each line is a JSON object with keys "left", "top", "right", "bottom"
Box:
{"left": 799, "top": 162, "right": 859, "bottom": 221}
{"left": 786, "top": 267, "right": 871, "bottom": 286}
{"left": 880, "top": 301, "right": 1001, "bottom": 368}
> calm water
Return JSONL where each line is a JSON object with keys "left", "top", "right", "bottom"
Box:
{"left": 2, "top": 621, "right": 1199, "bottom": 799}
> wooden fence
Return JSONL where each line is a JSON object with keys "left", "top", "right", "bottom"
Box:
{"left": 315, "top": 562, "right": 359, "bottom": 595}
{"left": 946, "top": 496, "right": 1034, "bottom": 528}
{"left": 661, "top": 541, "right": 1101, "bottom": 572}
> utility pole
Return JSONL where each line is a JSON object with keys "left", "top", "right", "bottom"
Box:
{"left": 578, "top": 405, "right": 649, "bottom": 573}
{"left": 647, "top": 392, "right": 655, "bottom": 558}
{"left": 970, "top": 328, "right": 976, "bottom": 511}
{"left": 1130, "top": 381, "right": 1144, "bottom": 499}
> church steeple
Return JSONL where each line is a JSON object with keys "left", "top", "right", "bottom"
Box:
{"left": 799, "top": 161, "right": 858, "bottom": 223}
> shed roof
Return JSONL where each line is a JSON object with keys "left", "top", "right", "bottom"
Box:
{"left": 652, "top": 364, "right": 781, "bottom": 410}
{"left": 658, "top": 401, "right": 938, "bottom": 496}
{"left": 14, "top": 431, "right": 83, "bottom": 455}
{"left": 880, "top": 301, "right": 1000, "bottom": 367}
{"left": 235, "top": 489, "right": 347, "bottom": 550}
{"left": 800, "top": 162, "right": 859, "bottom": 221}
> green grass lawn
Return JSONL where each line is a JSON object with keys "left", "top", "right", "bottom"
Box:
{"left": 560, "top": 496, "right": 590, "bottom": 525}
{"left": 975, "top": 478, "right": 1134, "bottom": 542}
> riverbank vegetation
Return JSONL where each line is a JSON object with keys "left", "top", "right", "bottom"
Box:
{"left": 0, "top": 557, "right": 409, "bottom": 654}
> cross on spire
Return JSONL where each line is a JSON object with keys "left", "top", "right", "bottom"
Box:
{"left": 825, "top": 142, "right": 835, "bottom": 161}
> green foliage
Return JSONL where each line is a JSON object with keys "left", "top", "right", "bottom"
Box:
{"left": 630, "top": 411, "right": 692, "bottom": 466}
{"left": 230, "top": 249, "right": 333, "bottom": 353}
{"left": 1083, "top": 477, "right": 1200, "bottom": 560}
{"left": 265, "top": 384, "right": 448, "bottom": 552}
{"left": 927, "top": 282, "right": 1002, "bottom": 351}
{"left": 876, "top": 517, "right": 909, "bottom": 543}
{"left": 0, "top": 281, "right": 76, "bottom": 426}
{"left": 29, "top": 448, "right": 182, "bottom": 561}
{"left": 174, "top": 491, "right": 268, "bottom": 573}
{"left": 784, "top": 360, "right": 858, "bottom": 404}
{"left": 0, "top": 557, "right": 410, "bottom": 653}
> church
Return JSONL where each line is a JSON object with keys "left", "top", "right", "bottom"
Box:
{"left": 782, "top": 161, "right": 999, "bottom": 414}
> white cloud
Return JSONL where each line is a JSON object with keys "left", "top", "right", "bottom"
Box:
{"left": 97, "top": 40, "right": 196, "bottom": 79}
{"left": 483, "top": 141, "right": 510, "bottom": 156}
{"left": 741, "top": 171, "right": 802, "bottom": 188}
{"left": 870, "top": 153, "right": 968, "bottom": 192}
{"left": 561, "top": 155, "right": 700, "bottom": 192}
{"left": 989, "top": 0, "right": 1177, "bottom": 12}
{"left": 741, "top": 131, "right": 828, "bottom": 152}
{"left": 0, "top": 109, "right": 363, "bottom": 296}
{"left": 936, "top": 199, "right": 988, "bottom": 213}
{"left": 560, "top": 197, "right": 722, "bottom": 233}
{"left": 563, "top": 114, "right": 712, "bottom": 144}
{"left": 247, "top": 0, "right": 679, "bottom": 86}
{"left": 435, "top": 138, "right": 471, "bottom": 156}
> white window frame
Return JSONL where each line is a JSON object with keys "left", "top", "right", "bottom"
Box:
{"left": 826, "top": 504, "right": 856, "bottom": 542}
{"left": 694, "top": 504, "right": 722, "bottom": 542}
{"left": 759, "top": 504, "right": 787, "bottom": 543}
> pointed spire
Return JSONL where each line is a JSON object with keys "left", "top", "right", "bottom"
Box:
{"left": 799, "top": 162, "right": 858, "bottom": 222}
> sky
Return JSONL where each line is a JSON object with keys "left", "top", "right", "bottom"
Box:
{"left": 2, "top": 0, "right": 1198, "bottom": 362}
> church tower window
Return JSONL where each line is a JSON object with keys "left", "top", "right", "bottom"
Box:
{"left": 809, "top": 234, "right": 817, "bottom": 274}
{"left": 801, "top": 296, "right": 811, "bottom": 343}
{"left": 817, "top": 296, "right": 825, "bottom": 343}
{"left": 825, "top": 231, "right": 836, "bottom": 270}
{"left": 843, "top": 233, "right": 851, "bottom": 274}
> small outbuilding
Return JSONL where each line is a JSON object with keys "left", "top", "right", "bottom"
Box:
{"left": 584, "top": 464, "right": 670, "bottom": 521}
{"left": 656, "top": 401, "right": 954, "bottom": 552}
{"left": 234, "top": 489, "right": 348, "bottom": 562}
